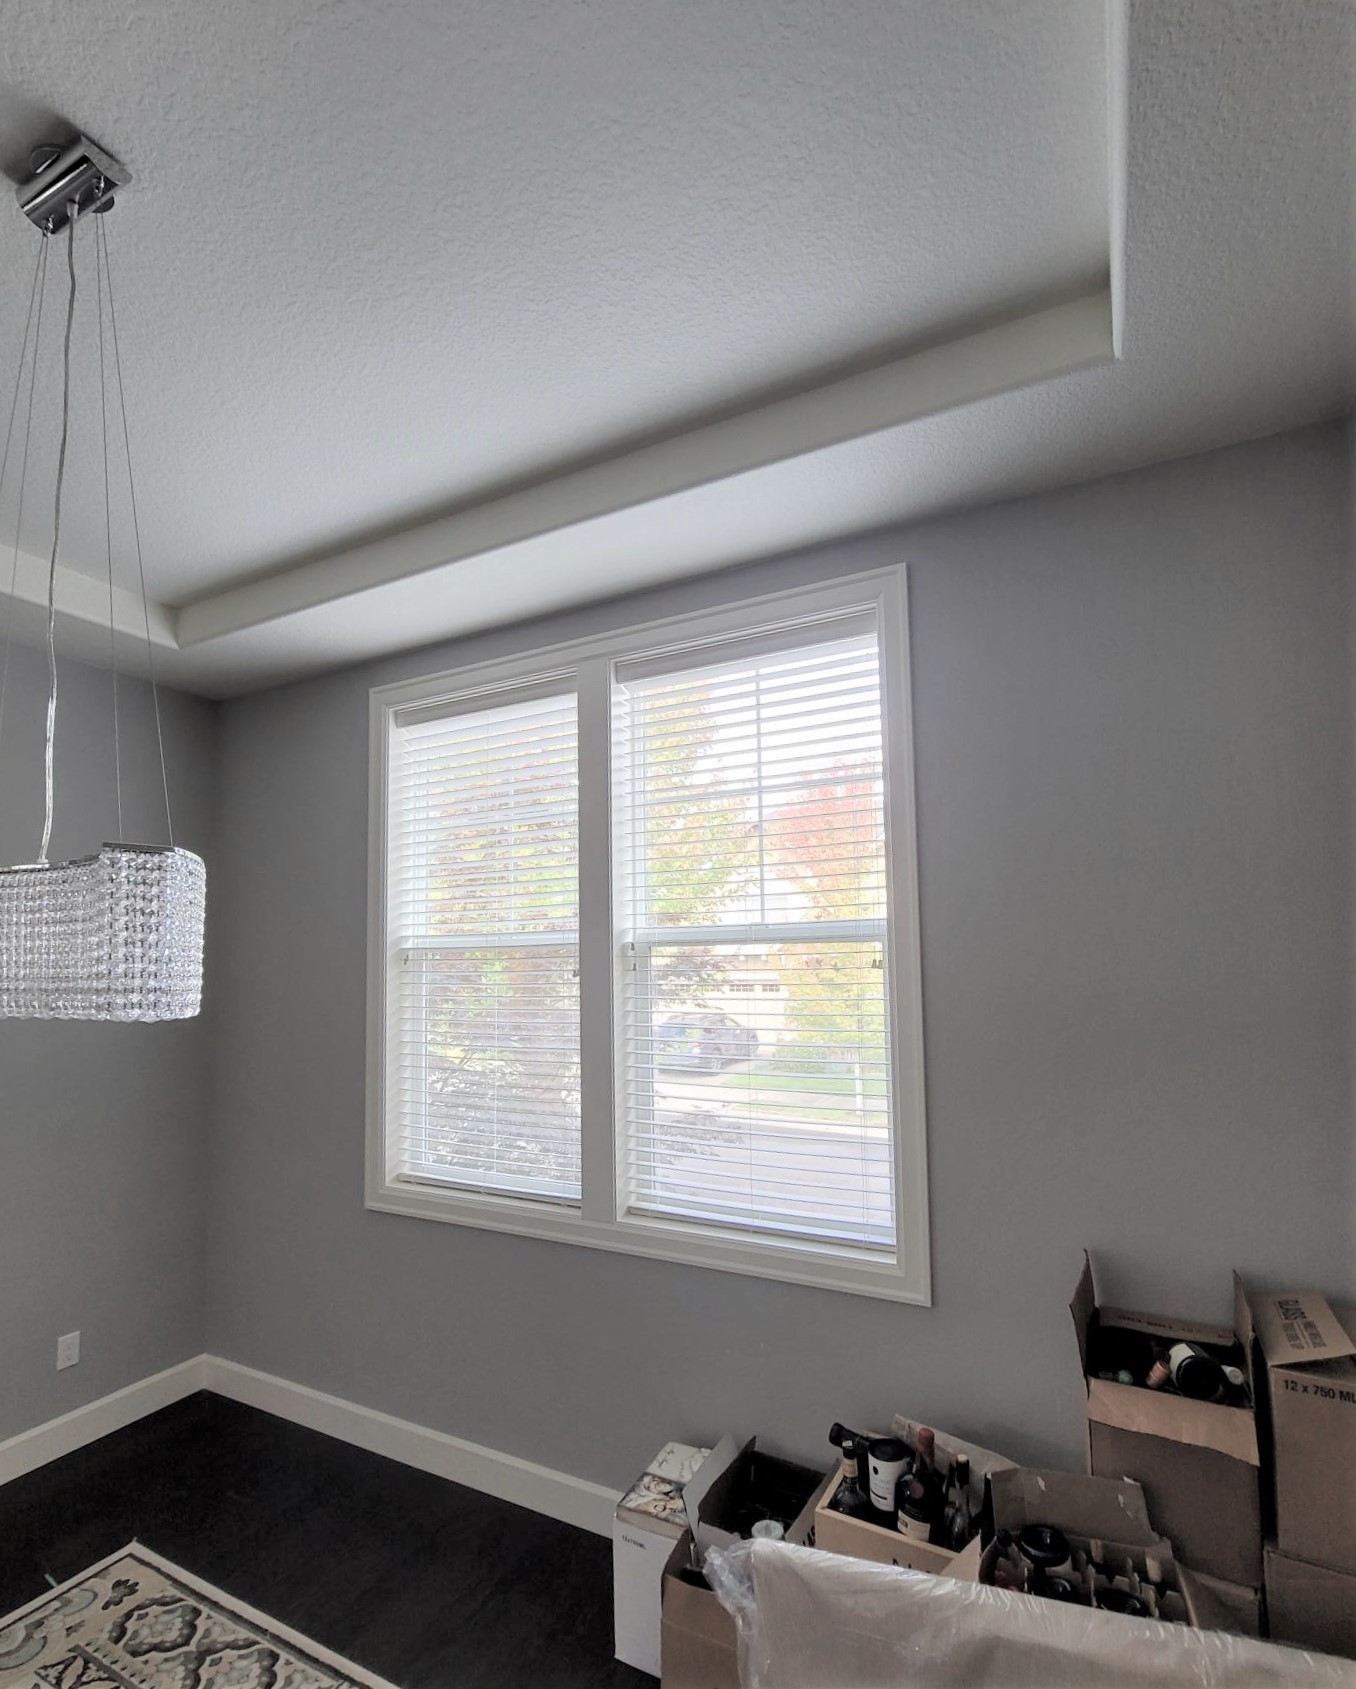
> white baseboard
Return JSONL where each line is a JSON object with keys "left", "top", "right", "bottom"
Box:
{"left": 201, "top": 1357, "right": 617, "bottom": 1537}
{"left": 0, "top": 1354, "right": 618, "bottom": 1539}
{"left": 0, "top": 1356, "right": 208, "bottom": 1488}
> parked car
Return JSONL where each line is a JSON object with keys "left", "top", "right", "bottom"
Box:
{"left": 655, "top": 1012, "right": 759, "bottom": 1072}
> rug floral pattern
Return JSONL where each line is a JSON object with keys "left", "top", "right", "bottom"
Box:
{"left": 0, "top": 1550, "right": 391, "bottom": 1689}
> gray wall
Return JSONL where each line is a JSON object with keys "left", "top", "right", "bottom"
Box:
{"left": 0, "top": 642, "right": 217, "bottom": 1441}
{"left": 205, "top": 421, "right": 1353, "bottom": 1487}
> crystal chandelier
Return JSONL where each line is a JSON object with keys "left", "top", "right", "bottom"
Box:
{"left": 0, "top": 136, "right": 205, "bottom": 1021}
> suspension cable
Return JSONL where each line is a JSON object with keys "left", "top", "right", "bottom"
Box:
{"left": 38, "top": 207, "right": 80, "bottom": 863}
{"left": 100, "top": 212, "right": 172, "bottom": 846}
{"left": 95, "top": 210, "right": 122, "bottom": 838}
{"left": 0, "top": 237, "right": 49, "bottom": 766}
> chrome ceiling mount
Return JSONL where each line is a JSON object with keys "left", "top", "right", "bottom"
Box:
{"left": 16, "top": 134, "right": 131, "bottom": 232}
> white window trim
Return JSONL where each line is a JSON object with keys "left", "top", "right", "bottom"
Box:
{"left": 366, "top": 565, "right": 931, "bottom": 1304}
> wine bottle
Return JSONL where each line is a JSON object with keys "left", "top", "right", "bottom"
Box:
{"left": 943, "top": 1456, "right": 973, "bottom": 1552}
{"left": 828, "top": 1421, "right": 869, "bottom": 1452}
{"left": 913, "top": 1426, "right": 944, "bottom": 1543}
{"left": 828, "top": 1436, "right": 874, "bottom": 1520}
{"left": 828, "top": 1422, "right": 876, "bottom": 1508}
{"left": 978, "top": 1528, "right": 1012, "bottom": 1585}
{"left": 897, "top": 1475, "right": 934, "bottom": 1541}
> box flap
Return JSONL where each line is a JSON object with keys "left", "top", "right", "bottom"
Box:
{"left": 1086, "top": 1376, "right": 1259, "bottom": 1465}
{"left": 787, "top": 1468, "right": 836, "bottom": 1546}
{"left": 989, "top": 1467, "right": 1161, "bottom": 1547}
{"left": 944, "top": 1536, "right": 985, "bottom": 1582}
{"left": 650, "top": 1442, "right": 713, "bottom": 1483}
{"left": 686, "top": 1434, "right": 745, "bottom": 1551}
{"left": 1231, "top": 1274, "right": 1253, "bottom": 1350}
{"left": 1071, "top": 1250, "right": 1096, "bottom": 1378}
{"left": 1232, "top": 1272, "right": 1258, "bottom": 1397}
{"left": 1099, "top": 1305, "right": 1236, "bottom": 1349}
{"left": 1252, "top": 1289, "right": 1356, "bottom": 1369}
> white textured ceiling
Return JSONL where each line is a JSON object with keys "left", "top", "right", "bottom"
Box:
{"left": 0, "top": 0, "right": 1350, "bottom": 694}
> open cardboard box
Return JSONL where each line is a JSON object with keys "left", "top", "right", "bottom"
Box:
{"left": 1071, "top": 1252, "right": 1262, "bottom": 1586}
{"left": 970, "top": 1466, "right": 1178, "bottom": 1598}
{"left": 813, "top": 1417, "right": 1014, "bottom": 1575}
{"left": 1250, "top": 1288, "right": 1356, "bottom": 1575}
{"left": 661, "top": 1458, "right": 833, "bottom": 1689}
{"left": 690, "top": 1439, "right": 828, "bottom": 1559}
{"left": 963, "top": 1466, "right": 1257, "bottom": 1635}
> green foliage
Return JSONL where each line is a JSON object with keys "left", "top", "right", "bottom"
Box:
{"left": 413, "top": 688, "right": 757, "bottom": 1188}
{"left": 764, "top": 765, "right": 888, "bottom": 1069}
{"left": 417, "top": 716, "right": 581, "bottom": 1190}
{"left": 636, "top": 684, "right": 755, "bottom": 1006}
{"left": 768, "top": 944, "right": 888, "bottom": 1082}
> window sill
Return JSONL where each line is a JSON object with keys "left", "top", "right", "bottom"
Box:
{"left": 365, "top": 1174, "right": 930, "bottom": 1304}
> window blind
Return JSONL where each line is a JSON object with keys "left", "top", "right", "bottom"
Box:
{"left": 614, "top": 622, "right": 895, "bottom": 1254}
{"left": 387, "top": 688, "right": 581, "bottom": 1203}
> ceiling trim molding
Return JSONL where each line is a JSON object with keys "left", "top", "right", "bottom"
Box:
{"left": 3, "top": 545, "right": 176, "bottom": 648}
{"left": 1106, "top": 0, "right": 1130, "bottom": 359}
{"left": 175, "top": 287, "right": 1116, "bottom": 650}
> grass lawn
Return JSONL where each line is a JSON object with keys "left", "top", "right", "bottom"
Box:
{"left": 717, "top": 1063, "right": 887, "bottom": 1099}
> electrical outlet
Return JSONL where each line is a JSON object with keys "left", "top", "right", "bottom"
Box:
{"left": 56, "top": 1331, "right": 79, "bottom": 1370}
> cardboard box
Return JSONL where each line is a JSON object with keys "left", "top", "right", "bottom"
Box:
{"left": 975, "top": 1467, "right": 1264, "bottom": 1639}
{"left": 985, "top": 1466, "right": 1174, "bottom": 1570}
{"left": 1071, "top": 1253, "right": 1262, "bottom": 1586}
{"left": 951, "top": 1467, "right": 1262, "bottom": 1638}
{"left": 978, "top": 1468, "right": 1201, "bottom": 1617}
{"left": 614, "top": 1438, "right": 736, "bottom": 1677}
{"left": 813, "top": 1418, "right": 1015, "bottom": 1575}
{"left": 814, "top": 1458, "right": 959, "bottom": 1574}
{"left": 660, "top": 1538, "right": 740, "bottom": 1689}
{"left": 1250, "top": 1289, "right": 1356, "bottom": 1575}
{"left": 660, "top": 1467, "right": 833, "bottom": 1689}
{"left": 690, "top": 1442, "right": 829, "bottom": 1559}
{"left": 1265, "top": 1544, "right": 1356, "bottom": 1661}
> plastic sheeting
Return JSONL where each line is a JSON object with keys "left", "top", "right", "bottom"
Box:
{"left": 705, "top": 1539, "right": 1356, "bottom": 1689}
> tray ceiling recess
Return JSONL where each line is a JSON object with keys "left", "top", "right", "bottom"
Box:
{"left": 0, "top": 0, "right": 1349, "bottom": 696}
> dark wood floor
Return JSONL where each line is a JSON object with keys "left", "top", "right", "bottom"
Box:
{"left": 0, "top": 1392, "right": 649, "bottom": 1688}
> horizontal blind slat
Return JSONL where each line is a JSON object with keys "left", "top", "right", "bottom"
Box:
{"left": 613, "top": 623, "right": 897, "bottom": 1257}
{"left": 387, "top": 688, "right": 582, "bottom": 1204}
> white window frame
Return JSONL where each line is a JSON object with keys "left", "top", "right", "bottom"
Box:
{"left": 367, "top": 565, "right": 930, "bottom": 1303}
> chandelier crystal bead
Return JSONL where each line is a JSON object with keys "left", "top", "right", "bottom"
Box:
{"left": 0, "top": 845, "right": 205, "bottom": 1020}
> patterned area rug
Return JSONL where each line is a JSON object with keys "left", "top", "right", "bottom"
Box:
{"left": 0, "top": 1545, "right": 397, "bottom": 1689}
